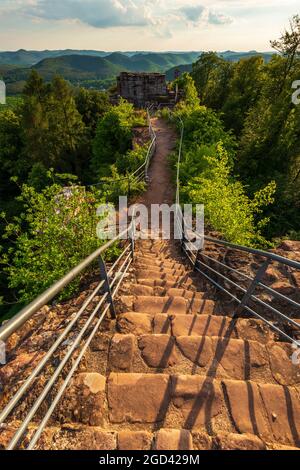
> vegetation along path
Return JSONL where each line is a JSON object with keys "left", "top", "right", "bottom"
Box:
{"left": 1, "top": 117, "right": 300, "bottom": 451}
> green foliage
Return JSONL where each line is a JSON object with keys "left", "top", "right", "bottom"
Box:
{"left": 22, "top": 72, "right": 86, "bottom": 173}
{"left": 182, "top": 145, "right": 276, "bottom": 246}
{"left": 172, "top": 95, "right": 275, "bottom": 247}
{"left": 116, "top": 144, "right": 149, "bottom": 175}
{"left": 173, "top": 72, "right": 199, "bottom": 107}
{"left": 189, "top": 16, "right": 300, "bottom": 239}
{"left": 91, "top": 99, "right": 140, "bottom": 178}
{"left": 0, "top": 181, "right": 116, "bottom": 303}
{"left": 75, "top": 88, "right": 111, "bottom": 135}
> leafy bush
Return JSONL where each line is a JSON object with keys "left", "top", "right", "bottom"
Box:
{"left": 0, "top": 179, "right": 119, "bottom": 303}
{"left": 169, "top": 89, "right": 275, "bottom": 247}
{"left": 91, "top": 99, "right": 144, "bottom": 178}
{"left": 116, "top": 144, "right": 149, "bottom": 174}
{"left": 182, "top": 144, "right": 276, "bottom": 246}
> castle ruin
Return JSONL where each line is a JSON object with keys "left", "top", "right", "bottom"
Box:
{"left": 116, "top": 72, "right": 175, "bottom": 107}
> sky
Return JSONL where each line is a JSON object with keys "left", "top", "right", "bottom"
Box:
{"left": 0, "top": 0, "right": 299, "bottom": 52}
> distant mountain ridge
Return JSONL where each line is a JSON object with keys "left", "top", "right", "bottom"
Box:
{"left": 0, "top": 50, "right": 276, "bottom": 95}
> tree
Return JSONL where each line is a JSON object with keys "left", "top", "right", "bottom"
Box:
{"left": 75, "top": 88, "right": 111, "bottom": 135}
{"left": 22, "top": 72, "right": 86, "bottom": 175}
{"left": 0, "top": 109, "right": 24, "bottom": 198}
{"left": 191, "top": 52, "right": 225, "bottom": 100}
{"left": 1, "top": 180, "right": 115, "bottom": 303}
{"left": 222, "top": 57, "right": 266, "bottom": 134}
{"left": 270, "top": 14, "right": 300, "bottom": 91}
{"left": 91, "top": 99, "right": 135, "bottom": 178}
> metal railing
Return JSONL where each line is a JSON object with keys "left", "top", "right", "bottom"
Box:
{"left": 0, "top": 218, "right": 136, "bottom": 450}
{"left": 174, "top": 115, "right": 300, "bottom": 347}
{"left": 0, "top": 107, "right": 157, "bottom": 450}
{"left": 87, "top": 106, "right": 156, "bottom": 191}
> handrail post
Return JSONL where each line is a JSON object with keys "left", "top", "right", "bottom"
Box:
{"left": 193, "top": 248, "right": 202, "bottom": 271}
{"left": 129, "top": 215, "right": 136, "bottom": 261}
{"left": 233, "top": 259, "right": 270, "bottom": 319}
{"left": 99, "top": 255, "right": 116, "bottom": 319}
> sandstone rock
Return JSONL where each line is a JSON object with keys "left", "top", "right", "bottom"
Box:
{"left": 279, "top": 241, "right": 300, "bottom": 252}
{"left": 172, "top": 375, "right": 224, "bottom": 427}
{"left": 192, "top": 431, "right": 213, "bottom": 450}
{"left": 176, "top": 336, "right": 213, "bottom": 368}
{"left": 109, "top": 334, "right": 135, "bottom": 371}
{"left": 153, "top": 314, "right": 172, "bottom": 334}
{"left": 268, "top": 343, "right": 300, "bottom": 386}
{"left": 117, "top": 313, "right": 153, "bottom": 335}
{"left": 235, "top": 318, "right": 271, "bottom": 344}
{"left": 270, "top": 281, "right": 295, "bottom": 296}
{"left": 45, "top": 426, "right": 116, "bottom": 450}
{"left": 155, "top": 429, "right": 193, "bottom": 450}
{"left": 171, "top": 315, "right": 236, "bottom": 338}
{"left": 138, "top": 335, "right": 178, "bottom": 368}
{"left": 223, "top": 379, "right": 270, "bottom": 439}
{"left": 130, "top": 284, "right": 154, "bottom": 296}
{"left": 213, "top": 432, "right": 266, "bottom": 450}
{"left": 118, "top": 431, "right": 153, "bottom": 450}
{"left": 134, "top": 296, "right": 188, "bottom": 315}
{"left": 259, "top": 383, "right": 300, "bottom": 447}
{"left": 0, "top": 352, "right": 45, "bottom": 384}
{"left": 58, "top": 373, "right": 106, "bottom": 426}
{"left": 117, "top": 296, "right": 134, "bottom": 313}
{"left": 108, "top": 373, "right": 172, "bottom": 423}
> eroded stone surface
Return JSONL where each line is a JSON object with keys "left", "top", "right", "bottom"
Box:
{"left": 213, "top": 432, "right": 266, "bottom": 450}
{"left": 58, "top": 373, "right": 106, "bottom": 426}
{"left": 268, "top": 343, "right": 300, "bottom": 386}
{"left": 172, "top": 375, "right": 224, "bottom": 428}
{"left": 108, "top": 373, "right": 172, "bottom": 424}
{"left": 117, "top": 313, "right": 153, "bottom": 335}
{"left": 41, "top": 426, "right": 117, "bottom": 450}
{"left": 118, "top": 431, "right": 153, "bottom": 450}
{"left": 259, "top": 383, "right": 300, "bottom": 447}
{"left": 154, "top": 429, "right": 193, "bottom": 450}
{"left": 138, "top": 335, "right": 178, "bottom": 368}
{"left": 223, "top": 380, "right": 269, "bottom": 439}
{"left": 109, "top": 334, "right": 135, "bottom": 371}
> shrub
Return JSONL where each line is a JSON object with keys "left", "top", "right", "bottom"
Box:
{"left": 1, "top": 179, "right": 119, "bottom": 303}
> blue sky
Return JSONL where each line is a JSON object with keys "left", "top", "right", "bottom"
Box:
{"left": 0, "top": 0, "right": 299, "bottom": 51}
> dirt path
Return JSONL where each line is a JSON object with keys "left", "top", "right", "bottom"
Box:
{"left": 140, "top": 117, "right": 177, "bottom": 209}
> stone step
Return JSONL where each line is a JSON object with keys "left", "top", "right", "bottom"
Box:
{"left": 31, "top": 425, "right": 285, "bottom": 450}
{"left": 107, "top": 334, "right": 300, "bottom": 386}
{"left": 117, "top": 313, "right": 275, "bottom": 344}
{"left": 25, "top": 423, "right": 290, "bottom": 452}
{"left": 106, "top": 373, "right": 300, "bottom": 448}
{"left": 137, "top": 250, "right": 179, "bottom": 259}
{"left": 135, "top": 257, "right": 186, "bottom": 270}
{"left": 135, "top": 252, "right": 185, "bottom": 263}
{"left": 118, "top": 296, "right": 216, "bottom": 315}
{"left": 135, "top": 264, "right": 187, "bottom": 276}
{"left": 136, "top": 278, "right": 196, "bottom": 289}
{"left": 167, "top": 288, "right": 206, "bottom": 299}
{"left": 135, "top": 269, "right": 188, "bottom": 280}
{"left": 129, "top": 284, "right": 207, "bottom": 299}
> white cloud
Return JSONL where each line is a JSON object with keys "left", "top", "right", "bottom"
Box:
{"left": 0, "top": 0, "right": 234, "bottom": 31}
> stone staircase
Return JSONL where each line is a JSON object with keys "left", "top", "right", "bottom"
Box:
{"left": 1, "top": 118, "right": 299, "bottom": 451}
{"left": 24, "top": 236, "right": 298, "bottom": 451}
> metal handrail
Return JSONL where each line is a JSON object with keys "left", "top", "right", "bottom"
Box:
{"left": 0, "top": 103, "right": 158, "bottom": 451}
{"left": 174, "top": 114, "right": 300, "bottom": 346}
{"left": 0, "top": 216, "right": 137, "bottom": 450}
{"left": 87, "top": 106, "right": 156, "bottom": 188}
{"left": 0, "top": 225, "right": 131, "bottom": 343}
{"left": 0, "top": 106, "right": 158, "bottom": 450}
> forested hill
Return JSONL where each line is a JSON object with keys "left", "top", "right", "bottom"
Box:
{"left": 0, "top": 50, "right": 275, "bottom": 95}
{"left": 1, "top": 51, "right": 200, "bottom": 94}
